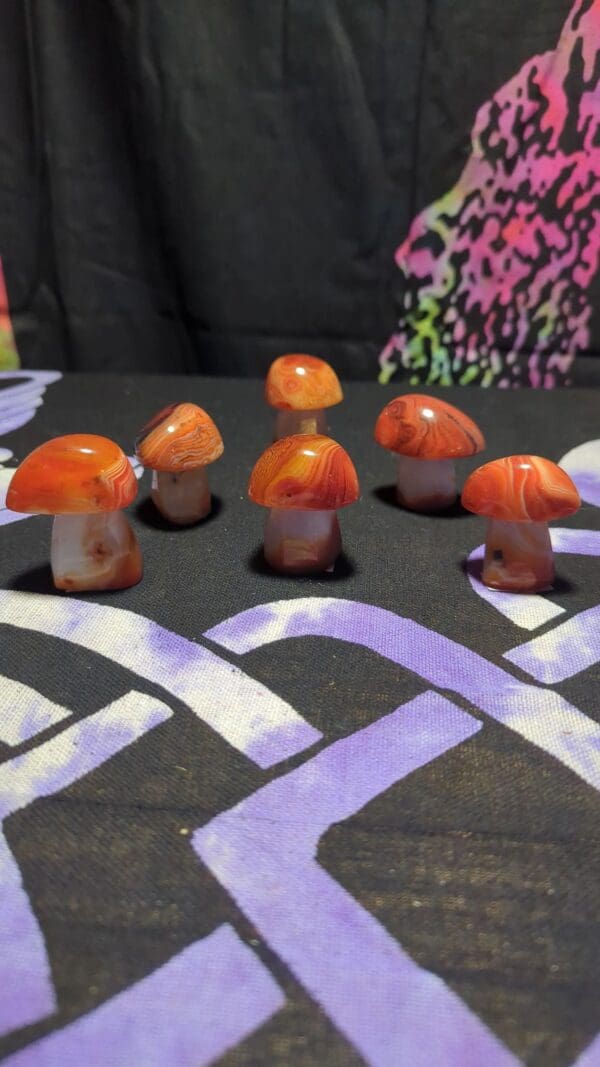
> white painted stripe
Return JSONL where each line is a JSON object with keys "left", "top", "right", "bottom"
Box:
{"left": 0, "top": 675, "right": 71, "bottom": 745}
{"left": 0, "top": 591, "right": 321, "bottom": 768}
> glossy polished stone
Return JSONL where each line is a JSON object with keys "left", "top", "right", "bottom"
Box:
{"left": 136, "top": 403, "right": 223, "bottom": 525}
{"left": 395, "top": 455, "right": 457, "bottom": 512}
{"left": 6, "top": 435, "right": 138, "bottom": 514}
{"left": 135, "top": 403, "right": 223, "bottom": 472}
{"left": 482, "top": 518, "right": 554, "bottom": 593}
{"left": 51, "top": 512, "right": 143, "bottom": 592}
{"left": 462, "top": 455, "right": 581, "bottom": 523}
{"left": 249, "top": 434, "right": 359, "bottom": 511}
{"left": 151, "top": 468, "right": 211, "bottom": 525}
{"left": 375, "top": 394, "right": 485, "bottom": 512}
{"left": 265, "top": 355, "right": 343, "bottom": 412}
{"left": 250, "top": 434, "right": 358, "bottom": 574}
{"left": 462, "top": 455, "right": 580, "bottom": 593}
{"left": 263, "top": 508, "right": 342, "bottom": 574}
{"left": 374, "top": 394, "right": 485, "bottom": 460}
{"left": 274, "top": 408, "right": 327, "bottom": 438}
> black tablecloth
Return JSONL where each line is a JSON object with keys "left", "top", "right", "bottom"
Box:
{"left": 0, "top": 373, "right": 600, "bottom": 1067}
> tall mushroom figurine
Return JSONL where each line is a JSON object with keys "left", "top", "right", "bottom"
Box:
{"left": 462, "top": 455, "right": 580, "bottom": 592}
{"left": 374, "top": 394, "right": 485, "bottom": 511}
{"left": 265, "top": 354, "right": 343, "bottom": 439}
{"left": 248, "top": 434, "right": 359, "bottom": 573}
{"left": 6, "top": 434, "right": 142, "bottom": 591}
{"left": 135, "top": 402, "right": 223, "bottom": 525}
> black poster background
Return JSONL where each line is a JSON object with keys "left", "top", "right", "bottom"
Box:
{"left": 4, "top": 1, "right": 600, "bottom": 380}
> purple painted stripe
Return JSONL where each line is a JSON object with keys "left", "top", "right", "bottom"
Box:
{"left": 559, "top": 439, "right": 600, "bottom": 508}
{"left": 0, "top": 371, "right": 61, "bottom": 396}
{"left": 0, "top": 372, "right": 61, "bottom": 436}
{"left": 0, "top": 591, "right": 321, "bottom": 768}
{"left": 0, "top": 396, "right": 42, "bottom": 419}
{"left": 0, "top": 508, "right": 29, "bottom": 528}
{"left": 205, "top": 597, "right": 600, "bottom": 790}
{"left": 0, "top": 692, "right": 172, "bottom": 1038}
{"left": 0, "top": 410, "right": 41, "bottom": 436}
{"left": 3, "top": 924, "right": 285, "bottom": 1067}
{"left": 0, "top": 386, "right": 41, "bottom": 411}
{"left": 550, "top": 528, "right": 600, "bottom": 556}
{"left": 569, "top": 472, "right": 600, "bottom": 508}
{"left": 0, "top": 838, "right": 54, "bottom": 1038}
{"left": 505, "top": 603, "right": 600, "bottom": 683}
{"left": 0, "top": 391, "right": 43, "bottom": 417}
{"left": 195, "top": 694, "right": 518, "bottom": 1066}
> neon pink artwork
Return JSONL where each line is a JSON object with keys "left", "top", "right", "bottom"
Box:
{"left": 380, "top": 0, "right": 600, "bottom": 388}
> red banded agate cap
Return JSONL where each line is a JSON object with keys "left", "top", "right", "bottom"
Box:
{"left": 374, "top": 394, "right": 485, "bottom": 460}
{"left": 249, "top": 434, "right": 359, "bottom": 510}
{"left": 135, "top": 403, "right": 223, "bottom": 472}
{"left": 265, "top": 355, "right": 343, "bottom": 411}
{"left": 462, "top": 455, "right": 580, "bottom": 522}
{"left": 7, "top": 434, "right": 137, "bottom": 514}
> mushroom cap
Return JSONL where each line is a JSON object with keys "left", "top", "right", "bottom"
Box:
{"left": 6, "top": 434, "right": 138, "bottom": 515}
{"left": 248, "top": 434, "right": 359, "bottom": 510}
{"left": 462, "top": 455, "right": 581, "bottom": 522}
{"left": 265, "top": 354, "right": 343, "bottom": 411}
{"left": 135, "top": 402, "right": 224, "bottom": 472}
{"left": 374, "top": 394, "right": 485, "bottom": 459}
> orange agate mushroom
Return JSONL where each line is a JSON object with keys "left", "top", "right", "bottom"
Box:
{"left": 6, "top": 434, "right": 141, "bottom": 591}
{"left": 265, "top": 354, "right": 343, "bottom": 439}
{"left": 248, "top": 434, "right": 359, "bottom": 573}
{"left": 374, "top": 394, "right": 485, "bottom": 511}
{"left": 462, "top": 455, "right": 580, "bottom": 592}
{"left": 135, "top": 402, "right": 224, "bottom": 524}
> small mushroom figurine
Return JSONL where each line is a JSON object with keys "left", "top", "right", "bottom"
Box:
{"left": 265, "top": 354, "right": 343, "bottom": 439}
{"left": 462, "top": 455, "right": 580, "bottom": 592}
{"left": 135, "top": 402, "right": 223, "bottom": 525}
{"left": 6, "top": 434, "right": 142, "bottom": 591}
{"left": 374, "top": 394, "right": 485, "bottom": 511}
{"left": 248, "top": 434, "right": 359, "bottom": 573}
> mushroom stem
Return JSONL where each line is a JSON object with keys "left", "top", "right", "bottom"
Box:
{"left": 264, "top": 508, "right": 341, "bottom": 573}
{"left": 395, "top": 455, "right": 457, "bottom": 511}
{"left": 151, "top": 468, "right": 211, "bottom": 525}
{"left": 275, "top": 409, "right": 326, "bottom": 439}
{"left": 51, "top": 512, "right": 142, "bottom": 592}
{"left": 482, "top": 519, "right": 554, "bottom": 592}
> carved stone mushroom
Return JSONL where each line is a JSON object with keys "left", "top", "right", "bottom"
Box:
{"left": 7, "top": 434, "right": 142, "bottom": 591}
{"left": 462, "top": 455, "right": 580, "bottom": 592}
{"left": 135, "top": 402, "right": 223, "bottom": 525}
{"left": 248, "top": 433, "right": 359, "bottom": 573}
{"left": 265, "top": 354, "right": 343, "bottom": 439}
{"left": 374, "top": 394, "right": 485, "bottom": 511}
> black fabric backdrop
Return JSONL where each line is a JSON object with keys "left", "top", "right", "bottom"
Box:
{"left": 1, "top": 375, "right": 600, "bottom": 1064}
{"left": 3, "top": 0, "right": 599, "bottom": 379}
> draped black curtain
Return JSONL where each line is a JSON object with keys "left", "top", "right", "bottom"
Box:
{"left": 1, "top": 0, "right": 585, "bottom": 377}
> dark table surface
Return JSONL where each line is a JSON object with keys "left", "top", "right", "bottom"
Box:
{"left": 0, "top": 372, "right": 600, "bottom": 1067}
